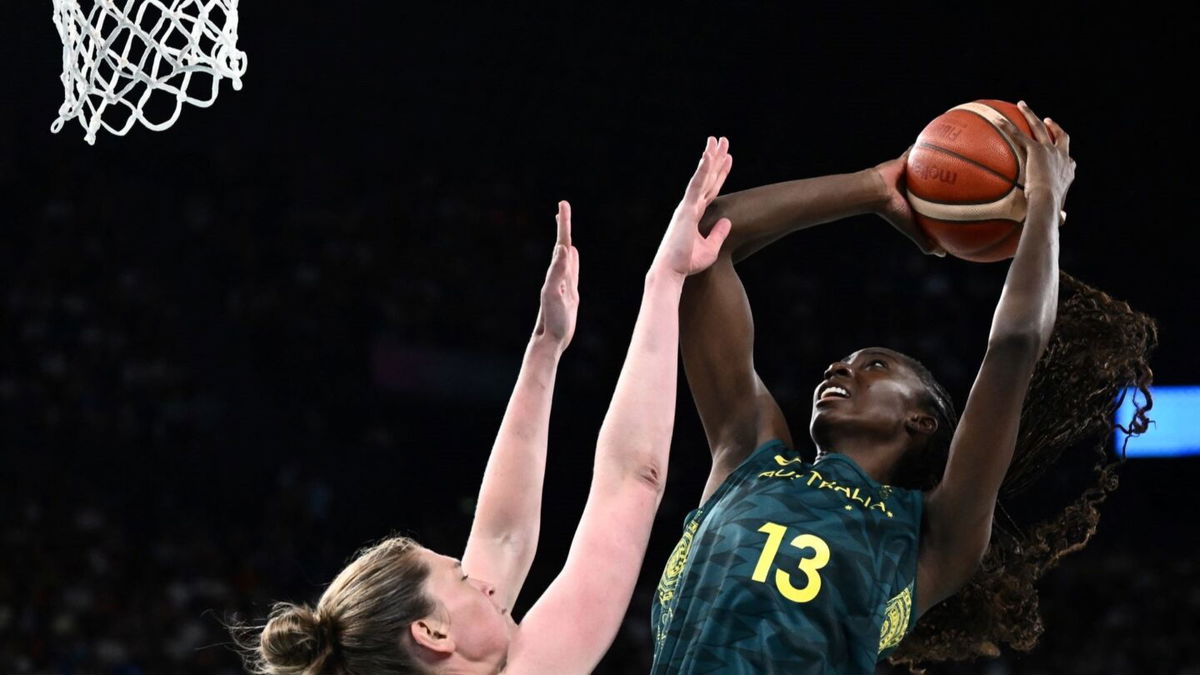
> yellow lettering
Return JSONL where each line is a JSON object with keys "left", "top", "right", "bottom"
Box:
{"left": 752, "top": 523, "right": 831, "bottom": 603}
{"left": 774, "top": 534, "right": 831, "bottom": 603}
{"left": 752, "top": 522, "right": 788, "bottom": 583}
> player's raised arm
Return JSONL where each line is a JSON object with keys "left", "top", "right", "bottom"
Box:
{"left": 918, "top": 102, "right": 1074, "bottom": 614}
{"left": 506, "top": 138, "right": 732, "bottom": 674}
{"left": 460, "top": 202, "right": 579, "bottom": 613}
{"left": 683, "top": 153, "right": 941, "bottom": 500}
{"left": 697, "top": 153, "right": 942, "bottom": 261}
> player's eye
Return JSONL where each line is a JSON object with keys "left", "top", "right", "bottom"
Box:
{"left": 868, "top": 359, "right": 887, "bottom": 368}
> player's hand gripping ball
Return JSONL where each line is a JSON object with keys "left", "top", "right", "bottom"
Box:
{"left": 905, "top": 99, "right": 1055, "bottom": 262}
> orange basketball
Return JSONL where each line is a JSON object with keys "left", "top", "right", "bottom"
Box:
{"left": 905, "top": 99, "right": 1037, "bottom": 262}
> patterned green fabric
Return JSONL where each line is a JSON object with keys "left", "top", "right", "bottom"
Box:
{"left": 651, "top": 440, "right": 922, "bottom": 674}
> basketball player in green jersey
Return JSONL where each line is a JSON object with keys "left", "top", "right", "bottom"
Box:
{"left": 652, "top": 104, "right": 1073, "bottom": 673}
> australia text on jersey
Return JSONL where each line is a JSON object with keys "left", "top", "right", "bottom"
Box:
{"left": 757, "top": 455, "right": 895, "bottom": 517}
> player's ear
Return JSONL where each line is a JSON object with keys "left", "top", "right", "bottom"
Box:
{"left": 906, "top": 412, "right": 937, "bottom": 437}
{"left": 410, "top": 617, "right": 455, "bottom": 655}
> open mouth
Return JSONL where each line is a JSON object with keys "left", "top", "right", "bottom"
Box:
{"left": 817, "top": 384, "right": 851, "bottom": 401}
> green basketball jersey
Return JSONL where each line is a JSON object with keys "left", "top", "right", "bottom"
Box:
{"left": 651, "top": 440, "right": 922, "bottom": 674}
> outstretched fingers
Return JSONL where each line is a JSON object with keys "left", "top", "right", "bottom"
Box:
{"left": 1044, "top": 117, "right": 1070, "bottom": 155}
{"left": 545, "top": 238, "right": 571, "bottom": 287}
{"left": 702, "top": 137, "right": 731, "bottom": 203}
{"left": 684, "top": 136, "right": 732, "bottom": 208}
{"left": 683, "top": 137, "right": 716, "bottom": 203}
{"left": 708, "top": 147, "right": 733, "bottom": 204}
{"left": 546, "top": 201, "right": 577, "bottom": 287}
{"left": 994, "top": 114, "right": 1030, "bottom": 148}
{"left": 1017, "top": 101, "right": 1052, "bottom": 145}
{"left": 556, "top": 200, "right": 572, "bottom": 248}
{"left": 538, "top": 201, "right": 581, "bottom": 348}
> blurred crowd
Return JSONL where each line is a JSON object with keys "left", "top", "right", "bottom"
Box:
{"left": 1, "top": 141, "right": 1193, "bottom": 675}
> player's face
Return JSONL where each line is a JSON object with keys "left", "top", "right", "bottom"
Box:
{"left": 809, "top": 347, "right": 930, "bottom": 444}
{"left": 418, "top": 549, "right": 516, "bottom": 665}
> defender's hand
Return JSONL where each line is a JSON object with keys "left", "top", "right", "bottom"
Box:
{"left": 652, "top": 136, "right": 734, "bottom": 277}
{"left": 534, "top": 201, "right": 580, "bottom": 350}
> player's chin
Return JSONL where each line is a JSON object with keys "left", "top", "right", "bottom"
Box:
{"left": 809, "top": 398, "right": 859, "bottom": 429}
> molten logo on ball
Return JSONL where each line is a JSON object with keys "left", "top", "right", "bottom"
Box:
{"left": 909, "top": 160, "right": 957, "bottom": 184}
{"left": 926, "top": 123, "right": 963, "bottom": 142}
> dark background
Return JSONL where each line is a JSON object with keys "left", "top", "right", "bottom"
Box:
{"left": 2, "top": 4, "right": 1197, "bottom": 674}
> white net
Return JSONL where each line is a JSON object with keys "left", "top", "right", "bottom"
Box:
{"left": 50, "top": 0, "right": 247, "bottom": 144}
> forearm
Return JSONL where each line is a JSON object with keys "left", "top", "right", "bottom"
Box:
{"left": 700, "top": 169, "right": 885, "bottom": 262}
{"left": 515, "top": 278, "right": 684, "bottom": 672}
{"left": 464, "top": 336, "right": 561, "bottom": 561}
{"left": 987, "top": 191, "right": 1060, "bottom": 350}
{"left": 593, "top": 269, "right": 686, "bottom": 489}
{"left": 926, "top": 195, "right": 1063, "bottom": 586}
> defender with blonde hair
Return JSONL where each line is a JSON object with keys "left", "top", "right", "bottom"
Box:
{"left": 234, "top": 137, "right": 737, "bottom": 674}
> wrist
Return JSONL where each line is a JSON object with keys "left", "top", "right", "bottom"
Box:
{"left": 1024, "top": 188, "right": 1062, "bottom": 223}
{"left": 527, "top": 331, "right": 567, "bottom": 359}
{"left": 855, "top": 168, "right": 894, "bottom": 215}
{"left": 644, "top": 265, "right": 687, "bottom": 291}
{"left": 1025, "top": 186, "right": 1058, "bottom": 206}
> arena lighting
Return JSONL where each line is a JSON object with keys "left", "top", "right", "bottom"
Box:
{"left": 1114, "top": 386, "right": 1200, "bottom": 458}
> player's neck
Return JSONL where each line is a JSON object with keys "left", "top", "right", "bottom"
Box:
{"left": 817, "top": 438, "right": 904, "bottom": 484}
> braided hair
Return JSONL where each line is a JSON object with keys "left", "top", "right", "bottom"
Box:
{"left": 891, "top": 272, "right": 1157, "bottom": 669}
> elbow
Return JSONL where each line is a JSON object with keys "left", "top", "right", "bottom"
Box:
{"left": 595, "top": 422, "right": 671, "bottom": 495}
{"left": 610, "top": 452, "right": 668, "bottom": 496}
{"left": 593, "top": 441, "right": 669, "bottom": 497}
{"left": 590, "top": 452, "right": 667, "bottom": 514}
{"left": 632, "top": 457, "right": 667, "bottom": 494}
{"left": 498, "top": 532, "right": 539, "bottom": 566}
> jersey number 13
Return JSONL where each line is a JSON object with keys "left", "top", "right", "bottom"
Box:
{"left": 751, "top": 522, "right": 831, "bottom": 603}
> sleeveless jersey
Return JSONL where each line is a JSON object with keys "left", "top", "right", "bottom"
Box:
{"left": 651, "top": 440, "right": 923, "bottom": 674}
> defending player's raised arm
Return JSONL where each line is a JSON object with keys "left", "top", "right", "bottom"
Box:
{"left": 507, "top": 138, "right": 732, "bottom": 675}
{"left": 918, "top": 102, "right": 1074, "bottom": 614}
{"left": 460, "top": 202, "right": 579, "bottom": 613}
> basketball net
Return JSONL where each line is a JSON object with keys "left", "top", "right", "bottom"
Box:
{"left": 50, "top": 0, "right": 247, "bottom": 144}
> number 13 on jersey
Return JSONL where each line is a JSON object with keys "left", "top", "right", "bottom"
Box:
{"left": 751, "top": 522, "right": 831, "bottom": 603}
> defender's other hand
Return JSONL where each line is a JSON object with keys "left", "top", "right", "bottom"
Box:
{"left": 534, "top": 200, "right": 580, "bottom": 350}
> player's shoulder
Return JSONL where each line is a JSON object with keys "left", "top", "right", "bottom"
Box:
{"left": 728, "top": 437, "right": 804, "bottom": 480}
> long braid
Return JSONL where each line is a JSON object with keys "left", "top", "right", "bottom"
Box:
{"left": 891, "top": 272, "right": 1157, "bottom": 669}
